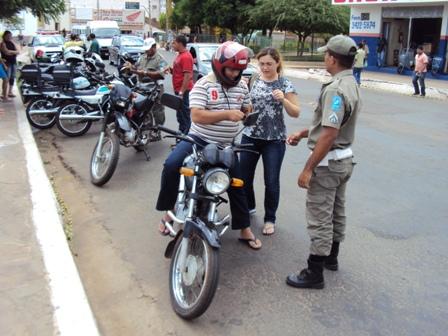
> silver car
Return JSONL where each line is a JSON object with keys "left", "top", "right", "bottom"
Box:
{"left": 28, "top": 35, "right": 64, "bottom": 62}
{"left": 109, "top": 35, "right": 145, "bottom": 68}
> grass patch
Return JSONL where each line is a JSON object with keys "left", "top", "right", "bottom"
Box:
{"left": 49, "top": 175, "right": 73, "bottom": 241}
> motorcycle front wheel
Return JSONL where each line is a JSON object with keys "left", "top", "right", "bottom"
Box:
{"left": 56, "top": 101, "right": 92, "bottom": 137}
{"left": 169, "top": 233, "right": 220, "bottom": 320}
{"left": 25, "top": 97, "right": 57, "bottom": 129}
{"left": 90, "top": 129, "right": 120, "bottom": 186}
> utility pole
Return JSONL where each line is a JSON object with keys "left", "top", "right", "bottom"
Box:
{"left": 166, "top": 0, "right": 172, "bottom": 32}
{"left": 148, "top": 0, "right": 152, "bottom": 35}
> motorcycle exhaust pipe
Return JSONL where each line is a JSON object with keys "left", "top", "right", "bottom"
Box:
{"left": 58, "top": 115, "right": 104, "bottom": 120}
{"left": 28, "top": 108, "right": 59, "bottom": 115}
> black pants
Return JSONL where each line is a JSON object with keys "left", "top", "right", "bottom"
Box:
{"left": 156, "top": 135, "right": 250, "bottom": 230}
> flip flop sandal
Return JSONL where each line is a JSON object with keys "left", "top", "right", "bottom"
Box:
{"left": 159, "top": 218, "right": 172, "bottom": 236}
{"left": 238, "top": 237, "right": 262, "bottom": 250}
{"left": 262, "top": 222, "right": 275, "bottom": 236}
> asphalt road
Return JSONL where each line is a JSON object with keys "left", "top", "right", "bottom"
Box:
{"left": 35, "top": 50, "right": 448, "bottom": 336}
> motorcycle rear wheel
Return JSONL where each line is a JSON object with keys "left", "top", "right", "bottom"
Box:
{"left": 169, "top": 233, "right": 220, "bottom": 320}
{"left": 90, "top": 129, "right": 120, "bottom": 186}
{"left": 56, "top": 101, "right": 92, "bottom": 137}
{"left": 25, "top": 97, "right": 57, "bottom": 129}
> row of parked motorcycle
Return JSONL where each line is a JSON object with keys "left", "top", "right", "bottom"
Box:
{"left": 19, "top": 46, "right": 182, "bottom": 186}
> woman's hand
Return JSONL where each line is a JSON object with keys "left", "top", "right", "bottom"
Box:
{"left": 272, "top": 89, "right": 285, "bottom": 103}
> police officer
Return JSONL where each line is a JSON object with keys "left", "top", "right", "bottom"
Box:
{"left": 285, "top": 35, "right": 361, "bottom": 289}
{"left": 125, "top": 40, "right": 168, "bottom": 127}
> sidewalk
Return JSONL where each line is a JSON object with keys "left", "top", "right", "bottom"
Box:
{"left": 284, "top": 61, "right": 448, "bottom": 100}
{"left": 0, "top": 97, "right": 99, "bottom": 335}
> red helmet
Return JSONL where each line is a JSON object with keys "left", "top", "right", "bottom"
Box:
{"left": 212, "top": 41, "right": 250, "bottom": 87}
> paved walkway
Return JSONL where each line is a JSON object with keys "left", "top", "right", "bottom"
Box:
{"left": 0, "top": 97, "right": 99, "bottom": 335}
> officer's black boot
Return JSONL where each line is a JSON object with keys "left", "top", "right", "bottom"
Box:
{"left": 286, "top": 255, "right": 324, "bottom": 289}
{"left": 324, "top": 241, "right": 340, "bottom": 271}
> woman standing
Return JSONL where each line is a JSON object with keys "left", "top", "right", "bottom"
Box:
{"left": 240, "top": 47, "right": 300, "bottom": 235}
{"left": 0, "top": 31, "right": 20, "bottom": 100}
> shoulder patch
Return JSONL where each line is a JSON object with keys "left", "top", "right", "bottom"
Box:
{"left": 331, "top": 95, "right": 342, "bottom": 112}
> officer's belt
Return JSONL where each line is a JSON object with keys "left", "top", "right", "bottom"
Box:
{"left": 314, "top": 147, "right": 353, "bottom": 167}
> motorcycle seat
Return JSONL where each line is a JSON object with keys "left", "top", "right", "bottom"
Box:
{"left": 41, "top": 74, "right": 54, "bottom": 82}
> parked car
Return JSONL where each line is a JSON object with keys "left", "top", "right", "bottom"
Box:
{"left": 28, "top": 34, "right": 65, "bottom": 62}
{"left": 109, "top": 35, "right": 145, "bottom": 68}
{"left": 187, "top": 43, "right": 257, "bottom": 82}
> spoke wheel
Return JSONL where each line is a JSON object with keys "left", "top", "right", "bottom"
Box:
{"left": 56, "top": 102, "right": 92, "bottom": 137}
{"left": 90, "top": 130, "right": 120, "bottom": 186}
{"left": 25, "top": 98, "right": 57, "bottom": 129}
{"left": 169, "top": 232, "right": 220, "bottom": 320}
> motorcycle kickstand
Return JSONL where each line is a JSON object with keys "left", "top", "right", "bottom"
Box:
{"left": 143, "top": 148, "right": 151, "bottom": 161}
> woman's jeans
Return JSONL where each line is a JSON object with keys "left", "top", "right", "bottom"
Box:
{"left": 6, "top": 63, "right": 16, "bottom": 86}
{"left": 239, "top": 135, "right": 286, "bottom": 224}
{"left": 353, "top": 67, "right": 362, "bottom": 85}
{"left": 156, "top": 135, "right": 250, "bottom": 230}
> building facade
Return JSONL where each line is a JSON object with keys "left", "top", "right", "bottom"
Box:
{"left": 333, "top": 0, "right": 448, "bottom": 73}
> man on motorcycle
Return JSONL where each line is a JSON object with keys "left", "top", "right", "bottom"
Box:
{"left": 124, "top": 40, "right": 168, "bottom": 126}
{"left": 156, "top": 41, "right": 262, "bottom": 249}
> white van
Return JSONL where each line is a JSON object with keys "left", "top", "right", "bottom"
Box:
{"left": 85, "top": 21, "right": 120, "bottom": 58}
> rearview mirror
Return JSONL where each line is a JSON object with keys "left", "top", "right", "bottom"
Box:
{"left": 243, "top": 112, "right": 260, "bottom": 127}
{"left": 161, "top": 93, "right": 183, "bottom": 111}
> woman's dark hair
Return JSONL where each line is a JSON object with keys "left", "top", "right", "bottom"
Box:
{"left": 256, "top": 47, "right": 283, "bottom": 74}
{"left": 327, "top": 49, "right": 356, "bottom": 69}
{"left": 175, "top": 35, "right": 187, "bottom": 47}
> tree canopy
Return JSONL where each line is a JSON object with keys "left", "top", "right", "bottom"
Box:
{"left": 1, "top": 0, "right": 66, "bottom": 22}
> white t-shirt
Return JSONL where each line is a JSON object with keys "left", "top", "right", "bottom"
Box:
{"left": 189, "top": 73, "right": 251, "bottom": 144}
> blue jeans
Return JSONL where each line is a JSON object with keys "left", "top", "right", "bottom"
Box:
{"left": 353, "top": 67, "right": 362, "bottom": 85}
{"left": 175, "top": 91, "right": 191, "bottom": 134}
{"left": 377, "top": 51, "right": 385, "bottom": 67}
{"left": 155, "top": 135, "right": 250, "bottom": 230}
{"left": 6, "top": 63, "right": 16, "bottom": 86}
{"left": 412, "top": 72, "right": 426, "bottom": 96}
{"left": 239, "top": 135, "right": 286, "bottom": 224}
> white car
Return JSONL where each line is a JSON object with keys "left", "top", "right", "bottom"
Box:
{"left": 28, "top": 35, "right": 65, "bottom": 62}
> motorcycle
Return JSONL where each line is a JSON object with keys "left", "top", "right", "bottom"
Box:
{"left": 156, "top": 112, "right": 260, "bottom": 320}
{"left": 89, "top": 82, "right": 166, "bottom": 186}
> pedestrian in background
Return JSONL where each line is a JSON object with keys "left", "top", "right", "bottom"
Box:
{"left": 376, "top": 36, "right": 386, "bottom": 67}
{"left": 88, "top": 34, "right": 100, "bottom": 55}
{"left": 240, "top": 47, "right": 300, "bottom": 236}
{"left": 167, "top": 35, "right": 194, "bottom": 134}
{"left": 353, "top": 42, "right": 366, "bottom": 86}
{"left": 285, "top": 35, "right": 361, "bottom": 289}
{"left": 0, "top": 57, "right": 7, "bottom": 109}
{"left": 361, "top": 39, "right": 369, "bottom": 67}
{"left": 412, "top": 46, "right": 428, "bottom": 97}
{"left": 0, "top": 31, "right": 20, "bottom": 100}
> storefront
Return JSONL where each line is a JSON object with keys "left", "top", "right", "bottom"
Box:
{"left": 333, "top": 0, "right": 448, "bottom": 74}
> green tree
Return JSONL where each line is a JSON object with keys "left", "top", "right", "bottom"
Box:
{"left": 171, "top": 0, "right": 203, "bottom": 34}
{"left": 2, "top": 0, "right": 66, "bottom": 22}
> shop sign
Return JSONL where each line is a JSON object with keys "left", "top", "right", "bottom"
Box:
{"left": 123, "top": 9, "right": 144, "bottom": 25}
{"left": 351, "top": 13, "right": 376, "bottom": 30}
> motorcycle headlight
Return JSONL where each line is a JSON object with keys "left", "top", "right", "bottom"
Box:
{"left": 203, "top": 168, "right": 230, "bottom": 195}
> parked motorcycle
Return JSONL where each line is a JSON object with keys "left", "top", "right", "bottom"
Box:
{"left": 89, "top": 82, "right": 166, "bottom": 186}
{"left": 156, "top": 112, "right": 260, "bottom": 320}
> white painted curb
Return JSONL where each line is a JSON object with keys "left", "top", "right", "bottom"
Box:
{"left": 15, "top": 99, "right": 100, "bottom": 336}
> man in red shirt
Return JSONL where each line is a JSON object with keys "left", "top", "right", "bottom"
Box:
{"left": 169, "top": 35, "right": 194, "bottom": 133}
{"left": 413, "top": 46, "right": 428, "bottom": 97}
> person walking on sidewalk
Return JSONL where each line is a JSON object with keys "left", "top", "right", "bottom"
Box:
{"left": 0, "top": 58, "right": 7, "bottom": 111}
{"left": 240, "top": 47, "right": 300, "bottom": 236}
{"left": 0, "top": 31, "right": 20, "bottom": 100}
{"left": 285, "top": 35, "right": 361, "bottom": 289}
{"left": 353, "top": 42, "right": 366, "bottom": 85}
{"left": 412, "top": 46, "right": 428, "bottom": 97}
{"left": 376, "top": 37, "right": 386, "bottom": 67}
{"left": 167, "top": 35, "right": 194, "bottom": 134}
{"left": 362, "top": 39, "right": 369, "bottom": 67}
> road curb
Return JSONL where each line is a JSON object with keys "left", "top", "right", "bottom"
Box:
{"left": 14, "top": 98, "right": 100, "bottom": 336}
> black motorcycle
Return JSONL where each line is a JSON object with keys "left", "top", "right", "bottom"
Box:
{"left": 89, "top": 82, "right": 173, "bottom": 186}
{"left": 156, "top": 112, "right": 260, "bottom": 320}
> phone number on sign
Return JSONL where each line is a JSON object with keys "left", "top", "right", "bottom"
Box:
{"left": 351, "top": 21, "right": 376, "bottom": 30}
